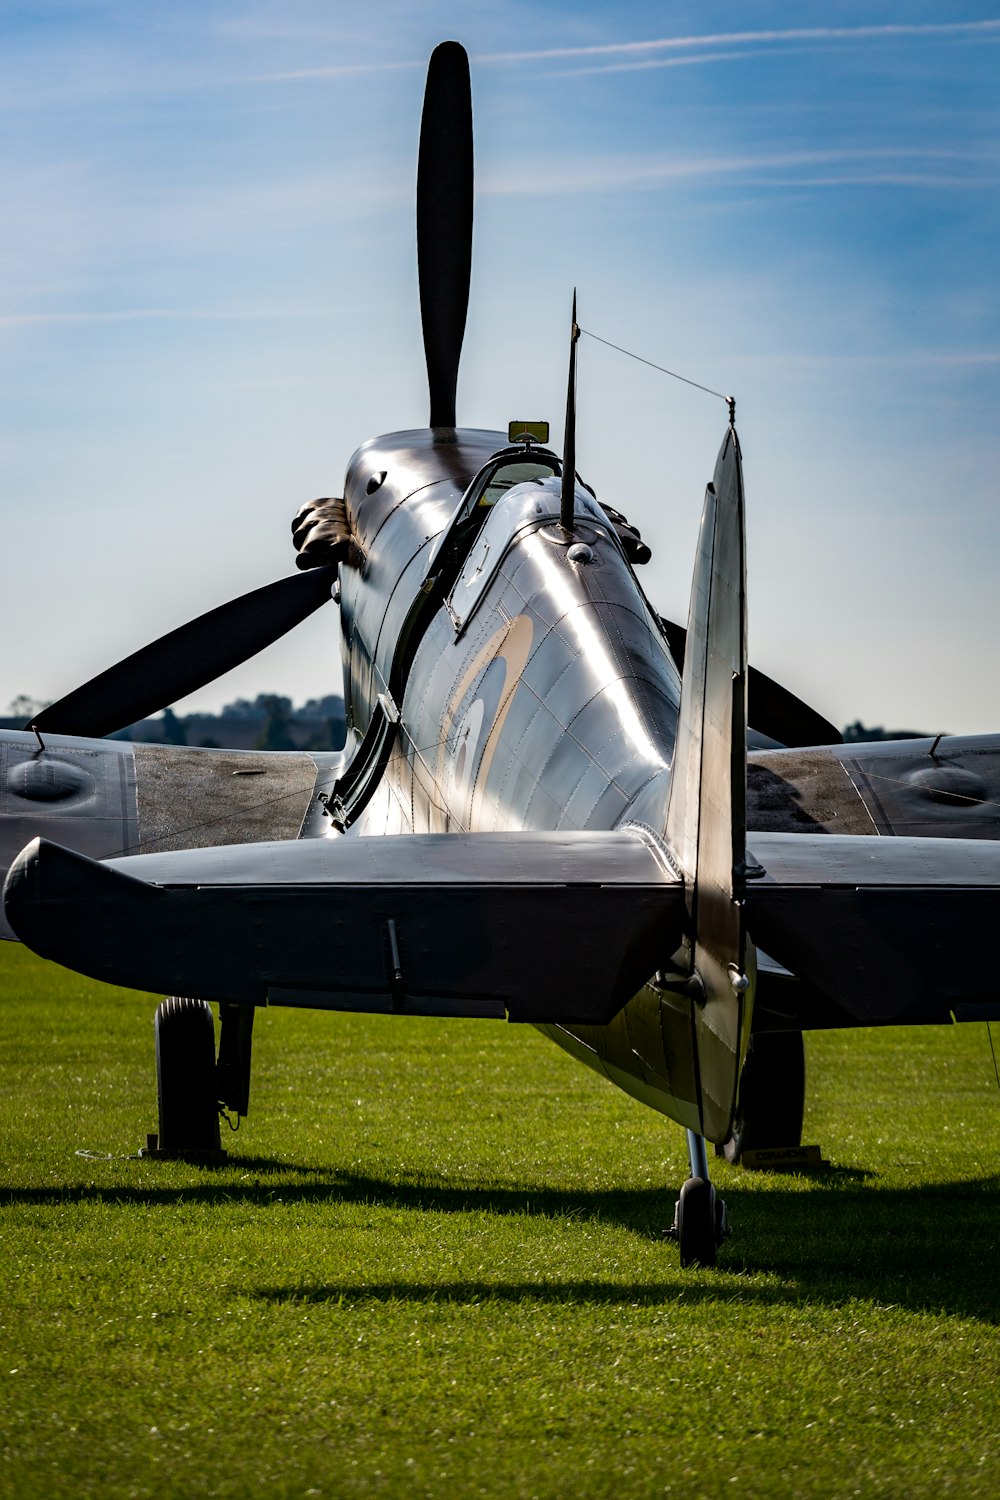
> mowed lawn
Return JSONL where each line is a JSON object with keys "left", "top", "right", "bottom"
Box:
{"left": 1, "top": 941, "right": 999, "bottom": 1499}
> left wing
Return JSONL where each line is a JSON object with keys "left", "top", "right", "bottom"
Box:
{"left": 1, "top": 557, "right": 344, "bottom": 936}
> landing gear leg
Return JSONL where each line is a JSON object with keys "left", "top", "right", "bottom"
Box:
{"left": 667, "top": 1130, "right": 729, "bottom": 1268}
{"left": 216, "top": 1003, "right": 255, "bottom": 1120}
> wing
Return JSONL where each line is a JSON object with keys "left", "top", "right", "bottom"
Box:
{"left": 0, "top": 729, "right": 343, "bottom": 938}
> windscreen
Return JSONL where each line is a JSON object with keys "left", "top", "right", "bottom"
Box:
{"left": 476, "top": 457, "right": 560, "bottom": 509}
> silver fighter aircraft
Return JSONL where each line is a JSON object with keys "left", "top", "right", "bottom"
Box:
{"left": 4, "top": 43, "right": 1000, "bottom": 1267}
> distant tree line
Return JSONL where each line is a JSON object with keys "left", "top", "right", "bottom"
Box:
{"left": 841, "top": 719, "right": 934, "bottom": 743}
{"left": 128, "top": 694, "right": 347, "bottom": 751}
{"left": 1, "top": 693, "right": 345, "bottom": 752}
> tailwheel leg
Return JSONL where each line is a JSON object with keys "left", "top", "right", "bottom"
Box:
{"left": 666, "top": 1130, "right": 729, "bottom": 1268}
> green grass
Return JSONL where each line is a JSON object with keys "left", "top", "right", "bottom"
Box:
{"left": 2, "top": 941, "right": 999, "bottom": 1499}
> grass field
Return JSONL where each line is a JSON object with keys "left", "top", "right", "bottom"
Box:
{"left": 2, "top": 941, "right": 999, "bottom": 1499}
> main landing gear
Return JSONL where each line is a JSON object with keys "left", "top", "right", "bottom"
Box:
{"left": 666, "top": 1130, "right": 730, "bottom": 1269}
{"left": 717, "top": 1031, "right": 806, "bottom": 1166}
{"left": 147, "top": 996, "right": 224, "bottom": 1160}
{"left": 144, "top": 998, "right": 255, "bottom": 1163}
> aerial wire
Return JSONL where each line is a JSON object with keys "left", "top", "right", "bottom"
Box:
{"left": 578, "top": 326, "right": 731, "bottom": 404}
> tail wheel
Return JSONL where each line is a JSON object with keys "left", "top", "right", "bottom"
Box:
{"left": 720, "top": 1030, "right": 806, "bottom": 1165}
{"left": 673, "top": 1177, "right": 720, "bottom": 1269}
{"left": 154, "top": 997, "right": 222, "bottom": 1156}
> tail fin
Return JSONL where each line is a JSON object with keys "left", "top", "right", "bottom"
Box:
{"left": 665, "top": 423, "right": 748, "bottom": 890}
{"left": 663, "top": 424, "right": 753, "bottom": 1141}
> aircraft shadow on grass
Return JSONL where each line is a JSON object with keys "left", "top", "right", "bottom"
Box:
{"left": 5, "top": 1168, "right": 999, "bottom": 1323}
{"left": 251, "top": 1172, "right": 1000, "bottom": 1324}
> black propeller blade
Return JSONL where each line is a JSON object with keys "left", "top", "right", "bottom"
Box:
{"left": 417, "top": 40, "right": 473, "bottom": 428}
{"left": 659, "top": 616, "right": 843, "bottom": 747}
{"left": 31, "top": 566, "right": 337, "bottom": 740}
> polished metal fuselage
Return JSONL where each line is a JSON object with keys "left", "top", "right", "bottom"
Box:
{"left": 336, "top": 427, "right": 707, "bottom": 1132}
{"left": 339, "top": 429, "right": 679, "bottom": 827}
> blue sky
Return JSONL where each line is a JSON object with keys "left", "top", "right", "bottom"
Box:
{"left": 2, "top": 2, "right": 998, "bottom": 733}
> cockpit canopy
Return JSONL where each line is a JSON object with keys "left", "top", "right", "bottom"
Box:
{"left": 454, "top": 446, "right": 562, "bottom": 523}
{"left": 424, "top": 445, "right": 564, "bottom": 584}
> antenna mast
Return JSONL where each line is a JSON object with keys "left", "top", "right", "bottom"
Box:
{"left": 559, "top": 291, "right": 581, "bottom": 534}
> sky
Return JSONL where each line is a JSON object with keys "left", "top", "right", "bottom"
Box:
{"left": 1, "top": 1, "right": 998, "bottom": 734}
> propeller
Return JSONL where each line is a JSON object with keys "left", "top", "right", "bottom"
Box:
{"left": 31, "top": 42, "right": 472, "bottom": 739}
{"left": 417, "top": 40, "right": 473, "bottom": 428}
{"left": 30, "top": 566, "right": 337, "bottom": 740}
{"left": 658, "top": 616, "right": 843, "bottom": 747}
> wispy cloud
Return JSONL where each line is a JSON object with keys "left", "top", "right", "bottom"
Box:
{"left": 246, "top": 58, "right": 424, "bottom": 82}
{"left": 553, "top": 47, "right": 812, "bottom": 78}
{"left": 481, "top": 146, "right": 998, "bottom": 196}
{"left": 762, "top": 173, "right": 999, "bottom": 189}
{"left": 0, "top": 308, "right": 340, "bottom": 329}
{"left": 252, "top": 19, "right": 1000, "bottom": 84}
{"left": 473, "top": 20, "right": 1000, "bottom": 66}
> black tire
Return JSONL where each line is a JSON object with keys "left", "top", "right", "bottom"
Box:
{"left": 154, "top": 997, "right": 221, "bottom": 1155}
{"left": 675, "top": 1176, "right": 718, "bottom": 1269}
{"left": 720, "top": 1030, "right": 806, "bottom": 1165}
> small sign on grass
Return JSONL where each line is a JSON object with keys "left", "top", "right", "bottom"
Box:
{"left": 741, "top": 1145, "right": 826, "bottom": 1171}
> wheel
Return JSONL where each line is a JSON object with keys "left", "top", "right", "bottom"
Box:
{"left": 719, "top": 1030, "right": 806, "bottom": 1165}
{"left": 673, "top": 1176, "right": 718, "bottom": 1269}
{"left": 154, "top": 997, "right": 221, "bottom": 1155}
